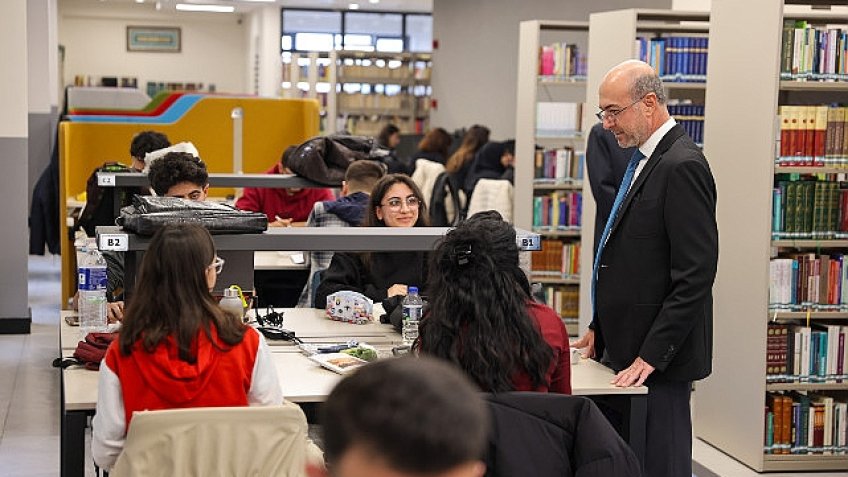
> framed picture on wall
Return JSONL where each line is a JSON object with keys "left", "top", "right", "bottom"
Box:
{"left": 127, "top": 26, "right": 181, "bottom": 53}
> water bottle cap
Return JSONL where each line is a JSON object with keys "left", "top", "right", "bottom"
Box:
{"left": 409, "top": 286, "right": 418, "bottom": 294}
{"left": 223, "top": 288, "right": 239, "bottom": 298}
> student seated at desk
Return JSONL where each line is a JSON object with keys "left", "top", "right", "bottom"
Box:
{"left": 417, "top": 211, "right": 571, "bottom": 394}
{"left": 91, "top": 223, "right": 284, "bottom": 471}
{"left": 314, "top": 174, "right": 429, "bottom": 307}
{"left": 297, "top": 160, "right": 386, "bottom": 307}
{"left": 99, "top": 151, "right": 210, "bottom": 322}
{"left": 235, "top": 146, "right": 335, "bottom": 227}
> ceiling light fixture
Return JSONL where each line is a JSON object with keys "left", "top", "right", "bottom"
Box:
{"left": 135, "top": 0, "right": 145, "bottom": 4}
{"left": 369, "top": 0, "right": 380, "bottom": 3}
{"left": 175, "top": 4, "right": 236, "bottom": 13}
{"left": 349, "top": 3, "right": 360, "bottom": 10}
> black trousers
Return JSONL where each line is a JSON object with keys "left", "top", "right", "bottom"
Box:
{"left": 644, "top": 378, "right": 692, "bottom": 477}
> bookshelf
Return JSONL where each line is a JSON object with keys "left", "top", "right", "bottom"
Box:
{"left": 515, "top": 20, "right": 590, "bottom": 334}
{"left": 578, "top": 8, "right": 711, "bottom": 334}
{"left": 697, "top": 0, "right": 848, "bottom": 471}
{"left": 282, "top": 51, "right": 336, "bottom": 133}
{"left": 333, "top": 51, "right": 431, "bottom": 136}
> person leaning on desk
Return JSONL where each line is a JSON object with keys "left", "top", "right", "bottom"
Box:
{"left": 314, "top": 174, "right": 430, "bottom": 307}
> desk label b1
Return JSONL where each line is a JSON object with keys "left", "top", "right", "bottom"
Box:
{"left": 97, "top": 173, "right": 116, "bottom": 187}
{"left": 99, "top": 233, "right": 129, "bottom": 252}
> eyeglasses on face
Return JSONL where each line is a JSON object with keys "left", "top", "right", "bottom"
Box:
{"left": 209, "top": 256, "right": 225, "bottom": 275}
{"left": 380, "top": 196, "right": 420, "bottom": 211}
{"left": 595, "top": 95, "right": 646, "bottom": 122}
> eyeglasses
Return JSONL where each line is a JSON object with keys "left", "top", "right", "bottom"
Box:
{"left": 380, "top": 196, "right": 420, "bottom": 211}
{"left": 595, "top": 96, "right": 645, "bottom": 122}
{"left": 209, "top": 256, "right": 225, "bottom": 275}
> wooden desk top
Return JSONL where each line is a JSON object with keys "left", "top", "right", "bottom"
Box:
{"left": 253, "top": 251, "right": 308, "bottom": 271}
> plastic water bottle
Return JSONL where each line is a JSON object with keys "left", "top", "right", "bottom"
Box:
{"left": 219, "top": 287, "right": 244, "bottom": 321}
{"left": 401, "top": 286, "right": 423, "bottom": 345}
{"left": 78, "top": 238, "right": 107, "bottom": 334}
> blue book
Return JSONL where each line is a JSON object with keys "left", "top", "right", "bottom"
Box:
{"left": 774, "top": 188, "right": 783, "bottom": 233}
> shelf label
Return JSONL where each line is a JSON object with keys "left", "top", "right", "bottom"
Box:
{"left": 99, "top": 234, "right": 128, "bottom": 252}
{"left": 97, "top": 173, "right": 116, "bottom": 187}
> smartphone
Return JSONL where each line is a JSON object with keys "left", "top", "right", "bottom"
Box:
{"left": 64, "top": 314, "right": 80, "bottom": 326}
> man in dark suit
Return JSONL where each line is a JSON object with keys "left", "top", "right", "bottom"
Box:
{"left": 572, "top": 60, "right": 718, "bottom": 477}
{"left": 586, "top": 122, "right": 634, "bottom": 255}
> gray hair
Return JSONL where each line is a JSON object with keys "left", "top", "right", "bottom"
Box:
{"left": 631, "top": 73, "right": 667, "bottom": 104}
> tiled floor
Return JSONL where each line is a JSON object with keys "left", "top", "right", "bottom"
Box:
{"left": 1, "top": 255, "right": 846, "bottom": 476}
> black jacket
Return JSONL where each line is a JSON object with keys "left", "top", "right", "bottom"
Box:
{"left": 593, "top": 124, "right": 718, "bottom": 382}
{"left": 585, "top": 123, "right": 634, "bottom": 255}
{"left": 313, "top": 250, "right": 428, "bottom": 308}
{"left": 484, "top": 392, "right": 641, "bottom": 477}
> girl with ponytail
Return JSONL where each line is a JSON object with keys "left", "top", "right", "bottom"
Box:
{"left": 417, "top": 210, "right": 571, "bottom": 393}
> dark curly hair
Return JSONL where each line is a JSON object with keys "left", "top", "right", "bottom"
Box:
{"left": 129, "top": 130, "right": 170, "bottom": 161}
{"left": 148, "top": 152, "right": 208, "bottom": 196}
{"left": 417, "top": 210, "right": 553, "bottom": 392}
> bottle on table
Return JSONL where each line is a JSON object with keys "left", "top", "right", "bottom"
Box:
{"left": 219, "top": 286, "right": 245, "bottom": 321}
{"left": 401, "top": 286, "right": 423, "bottom": 346}
{"left": 78, "top": 238, "right": 108, "bottom": 335}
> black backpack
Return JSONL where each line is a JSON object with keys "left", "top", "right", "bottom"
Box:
{"left": 76, "top": 162, "right": 142, "bottom": 237}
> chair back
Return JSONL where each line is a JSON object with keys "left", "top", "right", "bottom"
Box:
{"left": 411, "top": 158, "right": 446, "bottom": 207}
{"left": 111, "top": 402, "right": 308, "bottom": 477}
{"left": 467, "top": 179, "right": 514, "bottom": 223}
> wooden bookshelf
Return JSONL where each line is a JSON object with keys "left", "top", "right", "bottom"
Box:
{"left": 697, "top": 0, "right": 848, "bottom": 472}
{"left": 579, "top": 8, "right": 711, "bottom": 334}
{"left": 774, "top": 166, "right": 848, "bottom": 174}
{"left": 532, "top": 180, "right": 584, "bottom": 191}
{"left": 531, "top": 276, "right": 580, "bottom": 285}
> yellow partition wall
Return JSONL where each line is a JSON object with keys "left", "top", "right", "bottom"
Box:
{"left": 60, "top": 97, "right": 321, "bottom": 303}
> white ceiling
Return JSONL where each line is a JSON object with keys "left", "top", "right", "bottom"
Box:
{"left": 65, "top": 0, "right": 433, "bottom": 14}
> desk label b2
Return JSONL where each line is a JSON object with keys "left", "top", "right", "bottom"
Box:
{"left": 99, "top": 234, "right": 128, "bottom": 252}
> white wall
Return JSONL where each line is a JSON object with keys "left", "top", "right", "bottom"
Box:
{"left": 58, "top": 2, "right": 248, "bottom": 94}
{"left": 1, "top": 0, "right": 28, "bottom": 137}
{"left": 28, "top": 0, "right": 58, "bottom": 114}
{"left": 431, "top": 0, "right": 672, "bottom": 139}
{"left": 671, "top": 0, "right": 710, "bottom": 10}
{"left": 245, "top": 6, "right": 283, "bottom": 97}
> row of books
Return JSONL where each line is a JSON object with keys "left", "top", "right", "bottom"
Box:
{"left": 531, "top": 239, "right": 580, "bottom": 278}
{"left": 765, "top": 392, "right": 848, "bottom": 455}
{"left": 765, "top": 323, "right": 848, "bottom": 383}
{"left": 780, "top": 20, "right": 848, "bottom": 80}
{"left": 533, "top": 147, "right": 584, "bottom": 182}
{"left": 668, "top": 102, "right": 705, "bottom": 146}
{"left": 536, "top": 102, "right": 583, "bottom": 137}
{"left": 538, "top": 42, "right": 588, "bottom": 79}
{"left": 769, "top": 254, "right": 848, "bottom": 308}
{"left": 539, "top": 285, "right": 579, "bottom": 322}
{"left": 775, "top": 105, "right": 848, "bottom": 166}
{"left": 771, "top": 179, "right": 847, "bottom": 238}
{"left": 636, "top": 36, "right": 709, "bottom": 82}
{"left": 532, "top": 192, "right": 582, "bottom": 229}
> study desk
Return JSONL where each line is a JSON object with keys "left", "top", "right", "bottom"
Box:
{"left": 58, "top": 307, "right": 646, "bottom": 477}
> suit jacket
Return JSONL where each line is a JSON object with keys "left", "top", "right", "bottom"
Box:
{"left": 585, "top": 122, "right": 635, "bottom": 255}
{"left": 592, "top": 124, "right": 718, "bottom": 382}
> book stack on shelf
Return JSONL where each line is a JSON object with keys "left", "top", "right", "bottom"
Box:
{"left": 699, "top": 1, "right": 848, "bottom": 471}
{"left": 539, "top": 41, "right": 587, "bottom": 81}
{"left": 668, "top": 101, "right": 705, "bottom": 146}
{"left": 636, "top": 35, "right": 709, "bottom": 82}
{"left": 771, "top": 174, "right": 848, "bottom": 240}
{"left": 776, "top": 105, "right": 848, "bottom": 168}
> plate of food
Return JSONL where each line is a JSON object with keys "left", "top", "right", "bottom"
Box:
{"left": 308, "top": 352, "right": 368, "bottom": 375}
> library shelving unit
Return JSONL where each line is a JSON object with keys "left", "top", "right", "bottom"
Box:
{"left": 515, "top": 20, "right": 590, "bottom": 333}
{"left": 697, "top": 0, "right": 848, "bottom": 472}
{"left": 333, "top": 51, "right": 431, "bottom": 136}
{"left": 282, "top": 51, "right": 336, "bottom": 133}
{"left": 578, "top": 8, "right": 711, "bottom": 334}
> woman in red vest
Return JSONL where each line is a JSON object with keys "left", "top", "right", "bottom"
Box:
{"left": 92, "top": 223, "right": 283, "bottom": 471}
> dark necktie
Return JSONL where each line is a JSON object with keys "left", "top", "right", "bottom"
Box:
{"left": 592, "top": 149, "right": 646, "bottom": 312}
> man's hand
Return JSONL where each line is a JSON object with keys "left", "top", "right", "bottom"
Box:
{"left": 570, "top": 329, "right": 595, "bottom": 359}
{"left": 107, "top": 301, "right": 125, "bottom": 323}
{"left": 387, "top": 284, "right": 408, "bottom": 298}
{"left": 269, "top": 216, "right": 293, "bottom": 227}
{"left": 612, "top": 357, "right": 655, "bottom": 387}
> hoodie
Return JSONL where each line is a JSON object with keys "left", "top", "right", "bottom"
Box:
{"left": 92, "top": 325, "right": 283, "bottom": 470}
{"left": 323, "top": 191, "right": 369, "bottom": 226}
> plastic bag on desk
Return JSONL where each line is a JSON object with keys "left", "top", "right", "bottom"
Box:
{"left": 117, "top": 195, "right": 268, "bottom": 235}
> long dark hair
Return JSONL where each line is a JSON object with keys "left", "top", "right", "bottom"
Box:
{"left": 118, "top": 223, "right": 246, "bottom": 362}
{"left": 417, "top": 211, "right": 553, "bottom": 392}
{"left": 445, "top": 125, "right": 490, "bottom": 173}
{"left": 364, "top": 174, "right": 430, "bottom": 228}
{"left": 417, "top": 127, "right": 452, "bottom": 160}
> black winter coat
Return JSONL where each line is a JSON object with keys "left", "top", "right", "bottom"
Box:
{"left": 483, "top": 392, "right": 641, "bottom": 477}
